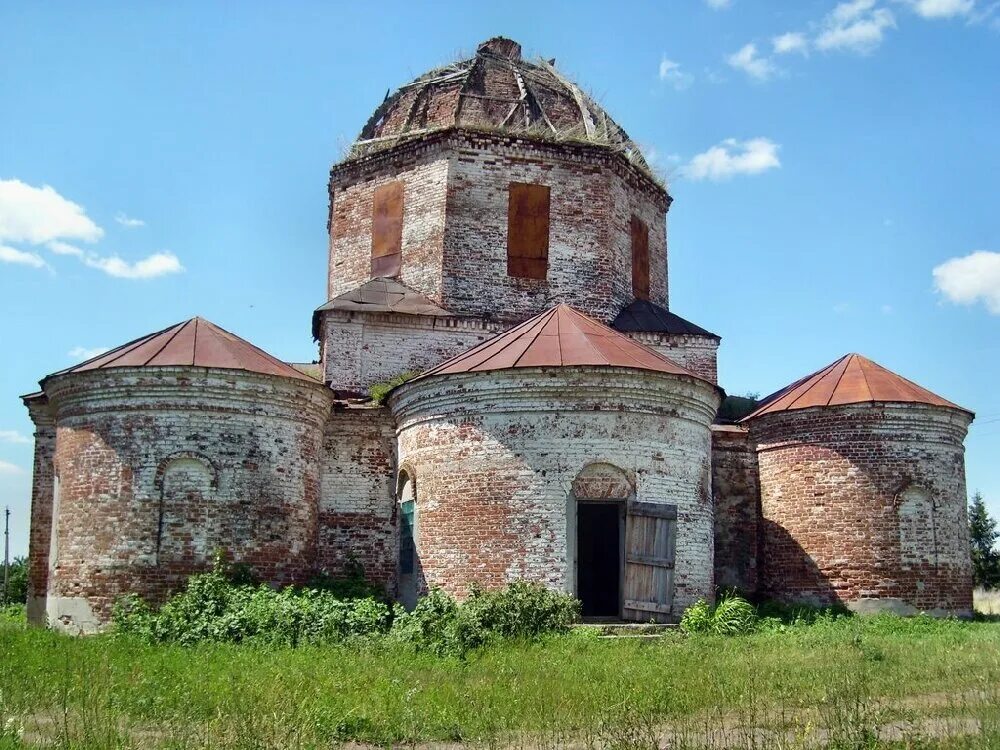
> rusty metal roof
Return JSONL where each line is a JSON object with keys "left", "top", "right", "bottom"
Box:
{"left": 46, "top": 317, "right": 316, "bottom": 383}
{"left": 312, "top": 278, "right": 452, "bottom": 339}
{"left": 742, "top": 353, "right": 971, "bottom": 421}
{"left": 348, "top": 37, "right": 649, "bottom": 172}
{"left": 613, "top": 300, "right": 719, "bottom": 339}
{"left": 316, "top": 278, "right": 450, "bottom": 316}
{"left": 414, "top": 303, "right": 710, "bottom": 382}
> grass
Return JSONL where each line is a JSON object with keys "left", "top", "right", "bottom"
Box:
{"left": 3, "top": 613, "right": 1000, "bottom": 748}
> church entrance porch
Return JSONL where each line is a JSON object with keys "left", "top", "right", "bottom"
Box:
{"left": 576, "top": 501, "right": 624, "bottom": 618}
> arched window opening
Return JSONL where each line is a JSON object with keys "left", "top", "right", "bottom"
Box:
{"left": 398, "top": 472, "right": 416, "bottom": 576}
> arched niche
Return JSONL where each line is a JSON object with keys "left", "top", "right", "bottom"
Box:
{"left": 897, "top": 484, "right": 936, "bottom": 569}
{"left": 154, "top": 453, "right": 219, "bottom": 566}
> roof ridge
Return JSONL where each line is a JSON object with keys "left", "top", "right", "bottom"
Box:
{"left": 854, "top": 354, "right": 875, "bottom": 402}
{"left": 787, "top": 354, "right": 849, "bottom": 410}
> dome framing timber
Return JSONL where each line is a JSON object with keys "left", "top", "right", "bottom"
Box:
{"left": 348, "top": 37, "right": 650, "bottom": 172}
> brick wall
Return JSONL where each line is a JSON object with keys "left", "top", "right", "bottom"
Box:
{"left": 624, "top": 332, "right": 719, "bottom": 384}
{"left": 750, "top": 403, "right": 973, "bottom": 616}
{"left": 23, "top": 397, "right": 55, "bottom": 625}
{"left": 319, "top": 310, "right": 503, "bottom": 394}
{"left": 328, "top": 130, "right": 669, "bottom": 325}
{"left": 442, "top": 132, "right": 668, "bottom": 322}
{"left": 390, "top": 367, "right": 720, "bottom": 617}
{"left": 711, "top": 425, "right": 760, "bottom": 595}
{"left": 318, "top": 404, "right": 397, "bottom": 589}
{"left": 328, "top": 151, "right": 449, "bottom": 302}
{"left": 40, "top": 367, "right": 333, "bottom": 632}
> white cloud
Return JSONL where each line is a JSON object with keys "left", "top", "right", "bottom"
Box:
{"left": 902, "top": 0, "right": 975, "bottom": 17}
{"left": 773, "top": 32, "right": 810, "bottom": 55}
{"left": 0, "top": 430, "right": 31, "bottom": 445}
{"left": 0, "top": 179, "right": 103, "bottom": 245}
{"left": 682, "top": 138, "right": 781, "bottom": 181}
{"left": 817, "top": 0, "right": 896, "bottom": 53}
{"left": 83, "top": 251, "right": 184, "bottom": 280}
{"left": 0, "top": 244, "right": 48, "bottom": 270}
{"left": 115, "top": 212, "right": 145, "bottom": 228}
{"left": 726, "top": 43, "right": 779, "bottom": 81}
{"left": 49, "top": 239, "right": 184, "bottom": 281}
{"left": 0, "top": 460, "right": 25, "bottom": 476}
{"left": 68, "top": 346, "right": 110, "bottom": 360}
{"left": 705, "top": 0, "right": 731, "bottom": 7}
{"left": 933, "top": 251, "right": 1000, "bottom": 314}
{"left": 658, "top": 56, "right": 694, "bottom": 90}
{"left": 47, "top": 240, "right": 85, "bottom": 257}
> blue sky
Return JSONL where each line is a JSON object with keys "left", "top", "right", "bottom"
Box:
{"left": 1, "top": 1, "right": 997, "bottom": 557}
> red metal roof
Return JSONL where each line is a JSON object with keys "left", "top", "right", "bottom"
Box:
{"left": 742, "top": 353, "right": 970, "bottom": 421}
{"left": 46, "top": 317, "right": 316, "bottom": 383}
{"left": 415, "top": 303, "right": 709, "bottom": 382}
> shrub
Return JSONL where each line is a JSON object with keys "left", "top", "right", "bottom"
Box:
{"left": 463, "top": 580, "right": 580, "bottom": 638}
{"left": 0, "top": 604, "right": 26, "bottom": 627}
{"left": 680, "top": 598, "right": 713, "bottom": 634}
{"left": 680, "top": 593, "right": 759, "bottom": 636}
{"left": 114, "top": 561, "right": 578, "bottom": 655}
{"left": 369, "top": 371, "right": 419, "bottom": 405}
{"left": 1, "top": 557, "right": 27, "bottom": 605}
{"left": 391, "top": 583, "right": 580, "bottom": 656}
{"left": 712, "top": 595, "right": 757, "bottom": 635}
{"left": 113, "top": 558, "right": 392, "bottom": 646}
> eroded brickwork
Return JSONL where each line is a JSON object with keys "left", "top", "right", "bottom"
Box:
{"left": 24, "top": 397, "right": 55, "bottom": 624}
{"left": 319, "top": 310, "right": 503, "bottom": 394}
{"left": 625, "top": 332, "right": 719, "bottom": 384}
{"left": 711, "top": 425, "right": 760, "bottom": 595}
{"left": 329, "top": 151, "right": 449, "bottom": 302}
{"left": 391, "top": 367, "right": 720, "bottom": 616}
{"left": 328, "top": 130, "right": 669, "bottom": 325}
{"left": 750, "top": 403, "right": 973, "bottom": 616}
{"left": 443, "top": 132, "right": 668, "bottom": 322}
{"left": 40, "top": 367, "right": 332, "bottom": 631}
{"left": 318, "top": 404, "right": 397, "bottom": 588}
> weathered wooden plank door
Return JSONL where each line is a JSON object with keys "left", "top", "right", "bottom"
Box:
{"left": 623, "top": 500, "right": 677, "bottom": 623}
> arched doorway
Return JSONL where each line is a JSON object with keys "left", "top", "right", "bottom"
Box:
{"left": 397, "top": 470, "right": 418, "bottom": 609}
{"left": 571, "top": 463, "right": 631, "bottom": 619}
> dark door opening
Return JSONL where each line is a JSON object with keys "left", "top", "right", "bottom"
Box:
{"left": 577, "top": 502, "right": 622, "bottom": 618}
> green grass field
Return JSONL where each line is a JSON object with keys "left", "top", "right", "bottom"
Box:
{"left": 2, "top": 607, "right": 1000, "bottom": 749}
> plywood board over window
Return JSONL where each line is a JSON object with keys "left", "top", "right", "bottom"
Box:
{"left": 631, "top": 215, "right": 650, "bottom": 300}
{"left": 507, "top": 182, "right": 550, "bottom": 280}
{"left": 371, "top": 181, "right": 403, "bottom": 278}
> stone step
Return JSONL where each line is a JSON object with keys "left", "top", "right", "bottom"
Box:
{"left": 575, "top": 622, "right": 678, "bottom": 637}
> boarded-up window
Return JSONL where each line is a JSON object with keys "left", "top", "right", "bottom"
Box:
{"left": 631, "top": 215, "right": 650, "bottom": 300}
{"left": 507, "top": 183, "right": 550, "bottom": 279}
{"left": 371, "top": 181, "right": 403, "bottom": 278}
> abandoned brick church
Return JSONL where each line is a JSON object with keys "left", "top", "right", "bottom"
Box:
{"left": 22, "top": 38, "right": 975, "bottom": 632}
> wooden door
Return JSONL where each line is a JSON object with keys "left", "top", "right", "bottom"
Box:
{"left": 623, "top": 500, "right": 677, "bottom": 622}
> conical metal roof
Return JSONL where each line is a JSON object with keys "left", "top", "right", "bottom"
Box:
{"left": 414, "top": 303, "right": 709, "bottom": 382}
{"left": 742, "top": 353, "right": 970, "bottom": 421}
{"left": 45, "top": 317, "right": 316, "bottom": 383}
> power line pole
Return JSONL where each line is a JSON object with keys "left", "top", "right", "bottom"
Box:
{"left": 2, "top": 507, "right": 9, "bottom": 606}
